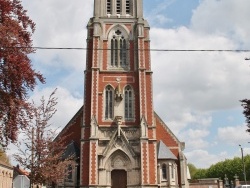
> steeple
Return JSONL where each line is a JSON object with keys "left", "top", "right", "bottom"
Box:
{"left": 93, "top": 0, "right": 143, "bottom": 18}
{"left": 79, "top": 1, "right": 188, "bottom": 188}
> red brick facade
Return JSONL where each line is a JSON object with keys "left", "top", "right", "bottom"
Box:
{"left": 56, "top": 1, "right": 188, "bottom": 188}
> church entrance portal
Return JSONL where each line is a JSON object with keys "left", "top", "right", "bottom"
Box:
{"left": 111, "top": 170, "right": 127, "bottom": 188}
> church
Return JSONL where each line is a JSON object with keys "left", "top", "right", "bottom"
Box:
{"left": 56, "top": 0, "right": 189, "bottom": 188}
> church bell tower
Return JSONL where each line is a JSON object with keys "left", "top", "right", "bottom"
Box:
{"left": 80, "top": 1, "right": 188, "bottom": 188}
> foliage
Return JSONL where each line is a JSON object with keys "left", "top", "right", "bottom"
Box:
{"left": 241, "top": 99, "right": 250, "bottom": 132}
{"left": 206, "top": 158, "right": 242, "bottom": 180}
{"left": 188, "top": 163, "right": 198, "bottom": 179}
{"left": 190, "top": 155, "right": 250, "bottom": 181}
{"left": 192, "top": 168, "right": 207, "bottom": 180}
{"left": 0, "top": 0, "right": 45, "bottom": 147}
{"left": 13, "top": 90, "right": 73, "bottom": 186}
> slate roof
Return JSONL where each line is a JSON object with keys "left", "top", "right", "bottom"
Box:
{"left": 62, "top": 140, "right": 80, "bottom": 160}
{"left": 157, "top": 141, "right": 177, "bottom": 160}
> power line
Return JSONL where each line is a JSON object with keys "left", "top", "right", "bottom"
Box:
{"left": 1, "top": 46, "right": 250, "bottom": 52}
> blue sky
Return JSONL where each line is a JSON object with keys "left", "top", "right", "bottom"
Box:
{"left": 10, "top": 0, "right": 250, "bottom": 169}
{"left": 144, "top": 0, "right": 200, "bottom": 28}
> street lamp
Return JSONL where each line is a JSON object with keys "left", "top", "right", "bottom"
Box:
{"left": 239, "top": 144, "right": 247, "bottom": 185}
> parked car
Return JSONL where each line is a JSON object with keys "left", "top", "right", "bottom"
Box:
{"left": 236, "top": 185, "right": 250, "bottom": 188}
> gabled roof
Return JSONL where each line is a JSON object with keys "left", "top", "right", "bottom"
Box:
{"left": 102, "top": 128, "right": 136, "bottom": 157}
{"left": 157, "top": 141, "right": 177, "bottom": 160}
{"left": 54, "top": 106, "right": 83, "bottom": 142}
{"left": 154, "top": 112, "right": 181, "bottom": 145}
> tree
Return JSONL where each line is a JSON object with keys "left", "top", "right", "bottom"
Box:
{"left": 13, "top": 90, "right": 73, "bottom": 187}
{"left": 206, "top": 157, "right": 247, "bottom": 181}
{"left": 241, "top": 99, "right": 250, "bottom": 132}
{"left": 0, "top": 0, "right": 45, "bottom": 147}
{"left": 192, "top": 168, "right": 207, "bottom": 180}
{"left": 187, "top": 163, "right": 198, "bottom": 180}
{"left": 189, "top": 156, "right": 250, "bottom": 181}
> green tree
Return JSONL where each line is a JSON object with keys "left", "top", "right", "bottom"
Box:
{"left": 192, "top": 168, "right": 207, "bottom": 180}
{"left": 190, "top": 156, "right": 250, "bottom": 181}
{"left": 188, "top": 163, "right": 198, "bottom": 179}
{"left": 206, "top": 157, "right": 245, "bottom": 181}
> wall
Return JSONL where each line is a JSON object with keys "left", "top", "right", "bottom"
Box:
{"left": 0, "top": 162, "right": 13, "bottom": 188}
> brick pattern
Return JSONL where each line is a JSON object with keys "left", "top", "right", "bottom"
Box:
{"left": 141, "top": 142, "right": 149, "bottom": 185}
{"left": 90, "top": 142, "right": 97, "bottom": 185}
{"left": 91, "top": 38, "right": 99, "bottom": 117}
{"left": 149, "top": 141, "right": 157, "bottom": 184}
{"left": 103, "top": 41, "right": 108, "bottom": 70}
{"left": 81, "top": 142, "right": 90, "bottom": 186}
{"left": 146, "top": 74, "right": 153, "bottom": 127}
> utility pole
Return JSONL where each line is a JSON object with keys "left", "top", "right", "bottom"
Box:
{"left": 31, "top": 127, "right": 34, "bottom": 188}
{"left": 239, "top": 145, "right": 247, "bottom": 185}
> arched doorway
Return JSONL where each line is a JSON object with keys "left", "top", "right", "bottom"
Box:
{"left": 111, "top": 170, "right": 127, "bottom": 188}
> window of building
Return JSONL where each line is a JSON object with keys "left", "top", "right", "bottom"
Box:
{"left": 105, "top": 85, "right": 114, "bottom": 119}
{"left": 107, "top": 0, "right": 111, "bottom": 14}
{"left": 171, "top": 164, "right": 175, "bottom": 179}
{"left": 162, "top": 164, "right": 167, "bottom": 180}
{"left": 126, "top": 0, "right": 130, "bottom": 14}
{"left": 124, "top": 85, "right": 133, "bottom": 120}
{"left": 116, "top": 0, "right": 121, "bottom": 14}
{"left": 110, "top": 29, "right": 128, "bottom": 68}
{"left": 107, "top": 0, "right": 133, "bottom": 16}
{"left": 66, "top": 164, "right": 73, "bottom": 182}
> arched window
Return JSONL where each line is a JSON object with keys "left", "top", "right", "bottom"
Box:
{"left": 124, "top": 85, "right": 134, "bottom": 120}
{"left": 110, "top": 29, "right": 128, "bottom": 68}
{"left": 120, "top": 37, "right": 127, "bottom": 66}
{"left": 105, "top": 85, "right": 114, "bottom": 119}
{"left": 162, "top": 164, "right": 167, "bottom": 180}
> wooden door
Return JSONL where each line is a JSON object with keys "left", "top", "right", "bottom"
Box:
{"left": 111, "top": 170, "right": 127, "bottom": 188}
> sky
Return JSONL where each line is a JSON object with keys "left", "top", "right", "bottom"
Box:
{"left": 9, "top": 0, "right": 250, "bottom": 169}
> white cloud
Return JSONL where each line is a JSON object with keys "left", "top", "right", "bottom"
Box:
{"left": 191, "top": 0, "right": 250, "bottom": 49}
{"left": 31, "top": 87, "right": 82, "bottom": 129}
{"left": 217, "top": 124, "right": 249, "bottom": 145}
{"left": 22, "top": 0, "right": 93, "bottom": 71}
{"left": 151, "top": 26, "right": 250, "bottom": 136}
{"left": 148, "top": 0, "right": 250, "bottom": 168}
{"left": 145, "top": 0, "right": 175, "bottom": 26}
{"left": 185, "top": 150, "right": 229, "bottom": 168}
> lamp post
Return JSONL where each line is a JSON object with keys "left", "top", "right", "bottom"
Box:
{"left": 239, "top": 144, "right": 247, "bottom": 185}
